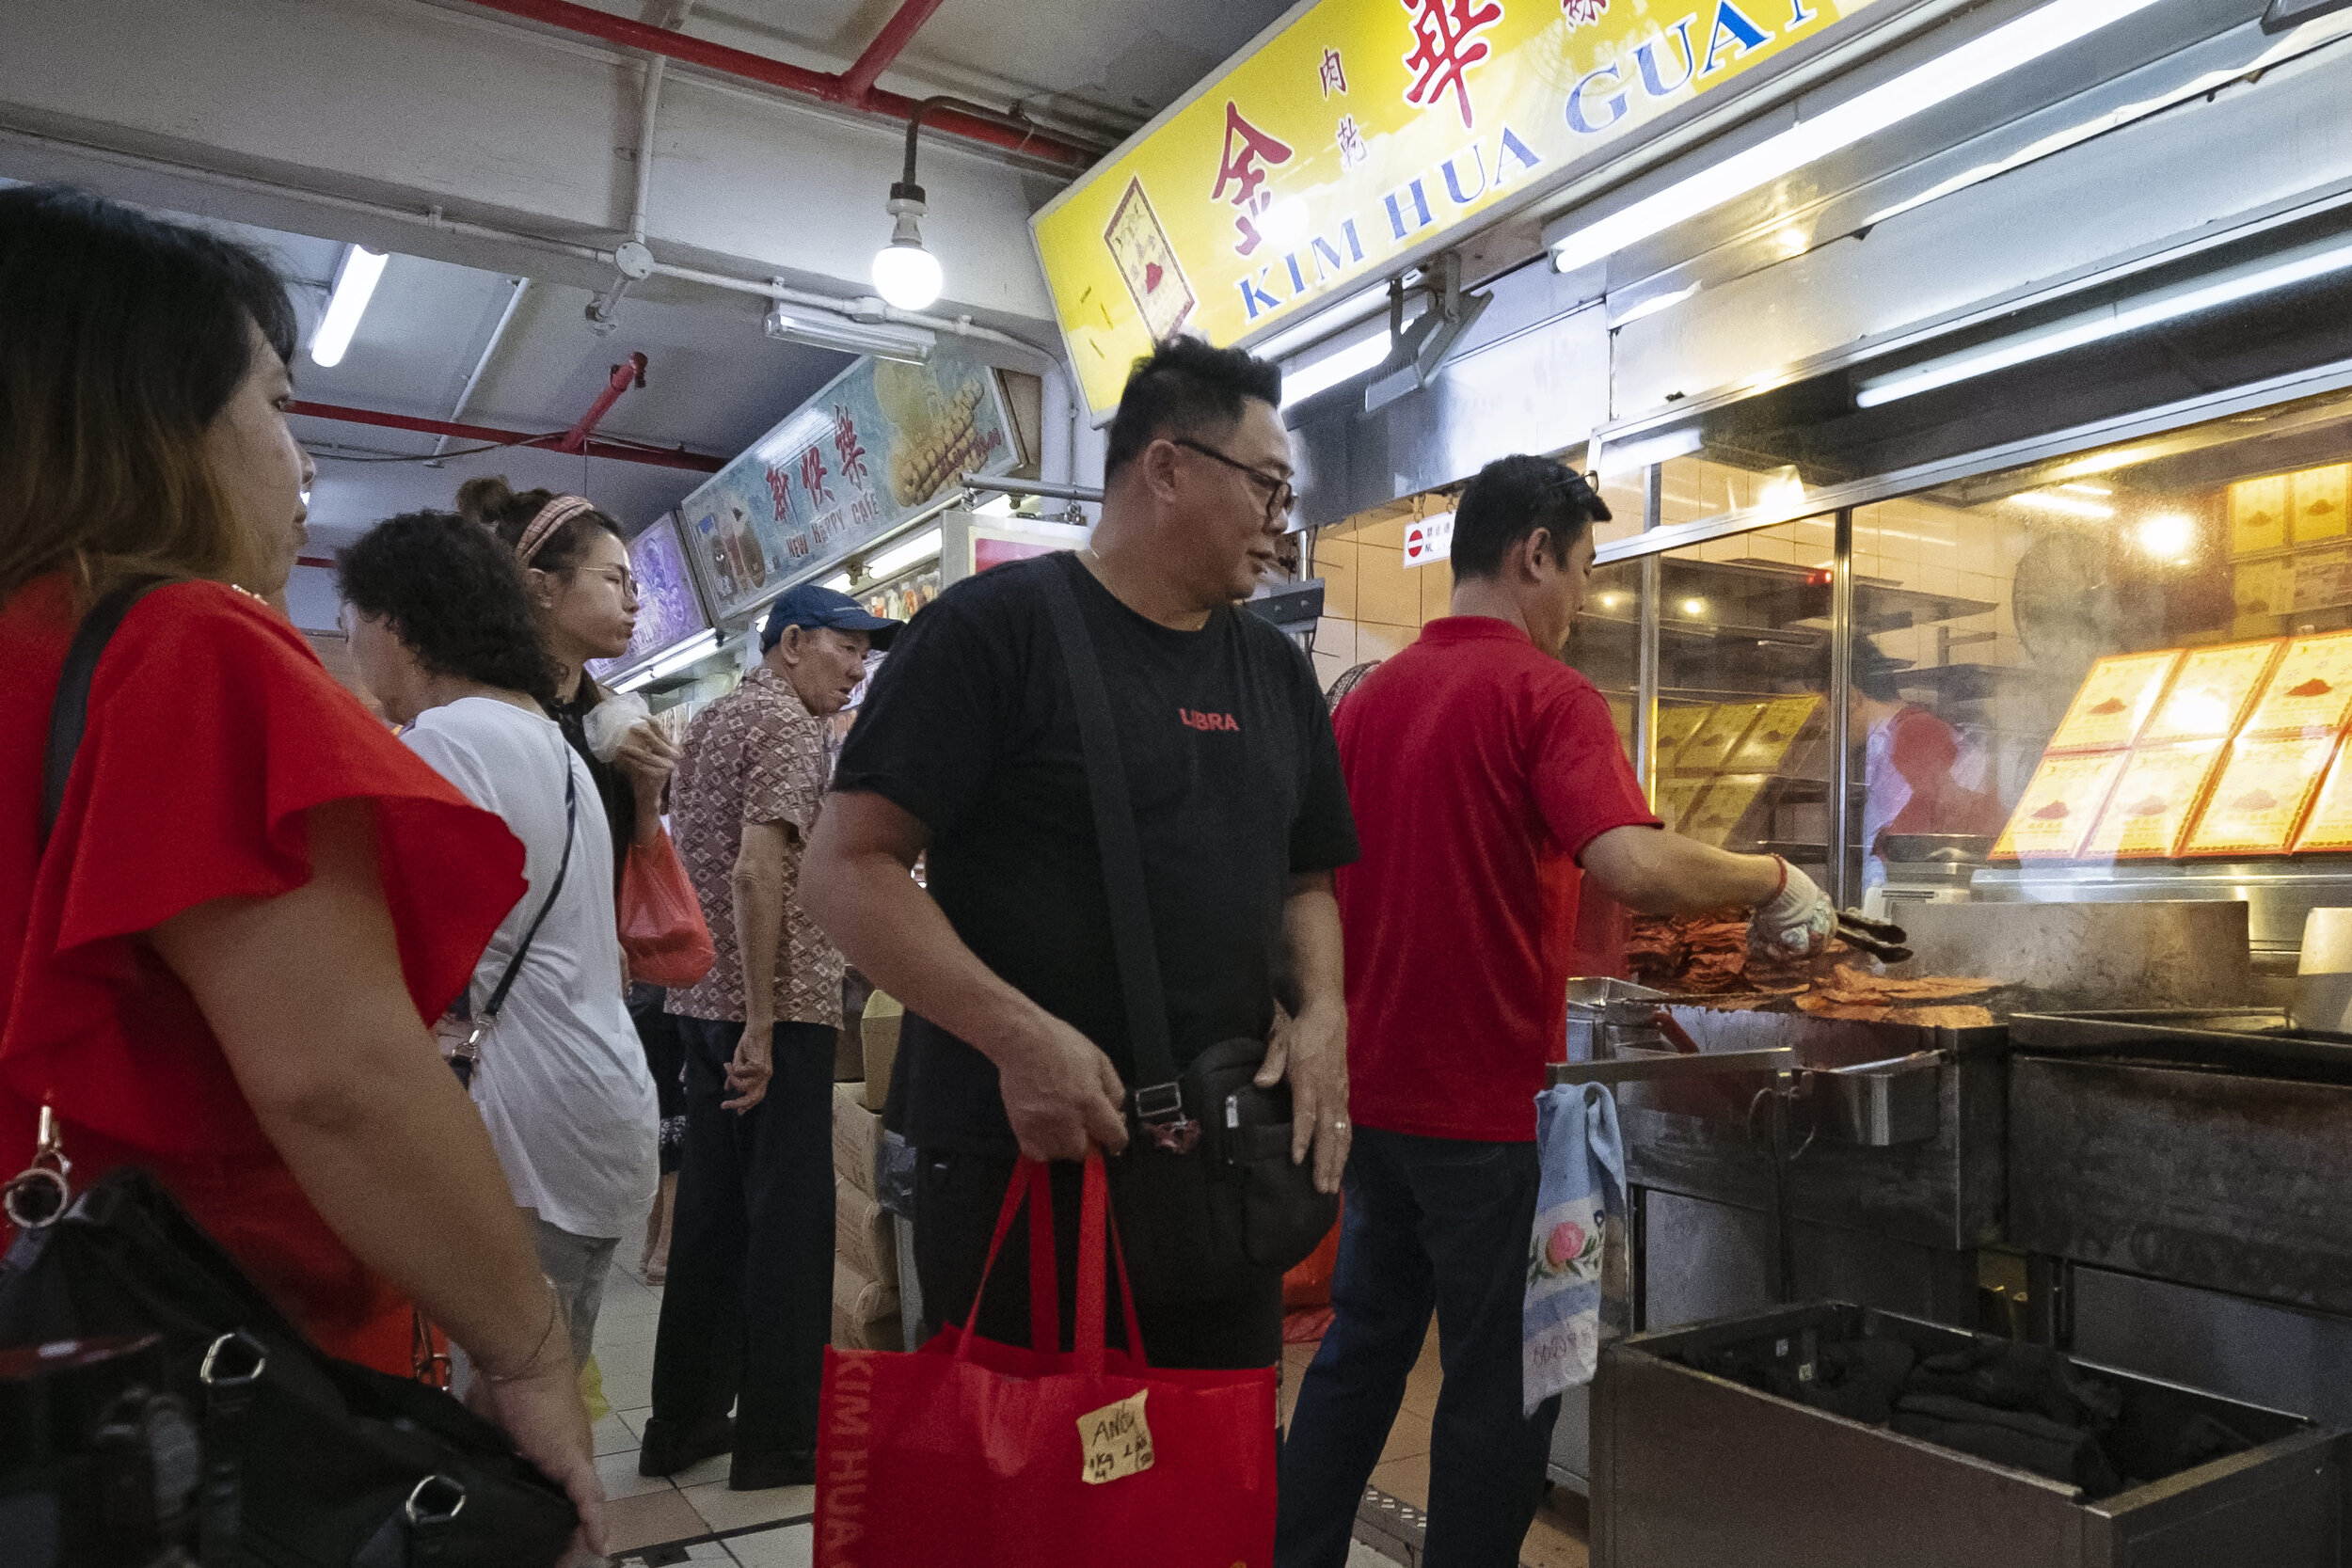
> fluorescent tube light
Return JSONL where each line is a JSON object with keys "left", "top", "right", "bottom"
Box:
{"left": 2007, "top": 489, "right": 2116, "bottom": 518}
{"left": 614, "top": 628, "right": 722, "bottom": 691}
{"left": 763, "top": 304, "right": 935, "bottom": 364}
{"left": 1549, "top": 0, "right": 2168, "bottom": 275}
{"left": 1281, "top": 331, "right": 1392, "bottom": 408}
{"left": 820, "top": 572, "right": 854, "bottom": 593}
{"left": 868, "top": 527, "right": 942, "bottom": 578}
{"left": 1855, "top": 235, "right": 2352, "bottom": 407}
{"left": 310, "top": 245, "right": 388, "bottom": 369}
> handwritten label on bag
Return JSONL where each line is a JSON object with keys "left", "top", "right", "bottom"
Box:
{"left": 1077, "top": 1390, "right": 1153, "bottom": 1484}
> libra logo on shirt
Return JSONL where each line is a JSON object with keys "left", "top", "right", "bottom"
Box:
{"left": 1179, "top": 706, "right": 1240, "bottom": 733}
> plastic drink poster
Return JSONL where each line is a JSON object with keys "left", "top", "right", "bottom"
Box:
{"left": 2044, "top": 650, "right": 2182, "bottom": 753}
{"left": 2138, "top": 640, "right": 2284, "bottom": 744}
{"left": 588, "top": 515, "right": 707, "bottom": 682}
{"left": 2080, "top": 740, "right": 2227, "bottom": 861}
{"left": 2292, "top": 740, "right": 2352, "bottom": 852}
{"left": 1654, "top": 704, "right": 1711, "bottom": 765}
{"left": 1652, "top": 775, "right": 1708, "bottom": 835}
{"left": 1675, "top": 703, "right": 1765, "bottom": 775}
{"left": 2232, "top": 474, "right": 2288, "bottom": 557}
{"left": 1992, "top": 752, "right": 2129, "bottom": 861}
{"left": 2182, "top": 733, "right": 2340, "bottom": 856}
{"left": 2241, "top": 630, "right": 2352, "bottom": 736}
{"left": 2297, "top": 464, "right": 2350, "bottom": 544}
{"left": 1725, "top": 695, "right": 1820, "bottom": 772}
{"left": 674, "top": 346, "right": 1019, "bottom": 624}
{"left": 1683, "top": 772, "right": 1770, "bottom": 847}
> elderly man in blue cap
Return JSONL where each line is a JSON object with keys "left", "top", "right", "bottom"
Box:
{"left": 642, "top": 584, "right": 900, "bottom": 1490}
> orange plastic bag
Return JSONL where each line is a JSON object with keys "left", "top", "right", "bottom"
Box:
{"left": 618, "top": 829, "right": 715, "bottom": 988}
{"left": 1282, "top": 1199, "right": 1343, "bottom": 1309}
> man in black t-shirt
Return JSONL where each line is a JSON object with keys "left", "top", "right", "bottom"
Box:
{"left": 806, "top": 339, "right": 1359, "bottom": 1370}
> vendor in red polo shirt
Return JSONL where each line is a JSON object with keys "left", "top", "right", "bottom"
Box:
{"left": 1276, "top": 455, "right": 1835, "bottom": 1568}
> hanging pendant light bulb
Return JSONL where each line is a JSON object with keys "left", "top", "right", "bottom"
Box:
{"left": 872, "top": 181, "right": 944, "bottom": 311}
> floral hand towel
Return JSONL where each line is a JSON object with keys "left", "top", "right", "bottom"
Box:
{"left": 1523, "top": 1081, "right": 1626, "bottom": 1414}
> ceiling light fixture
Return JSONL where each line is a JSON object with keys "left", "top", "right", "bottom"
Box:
{"left": 2008, "top": 489, "right": 2117, "bottom": 518}
{"left": 872, "top": 182, "right": 944, "bottom": 311}
{"left": 873, "top": 96, "right": 1041, "bottom": 314}
{"left": 763, "top": 300, "right": 936, "bottom": 364}
{"left": 821, "top": 572, "right": 854, "bottom": 593}
{"left": 1547, "top": 0, "right": 2169, "bottom": 275}
{"left": 868, "top": 527, "right": 943, "bottom": 578}
{"left": 2137, "top": 513, "right": 2197, "bottom": 558}
{"left": 310, "top": 245, "right": 388, "bottom": 369}
{"left": 1856, "top": 233, "right": 2352, "bottom": 407}
{"left": 613, "top": 628, "right": 722, "bottom": 692}
{"left": 1281, "top": 330, "right": 1393, "bottom": 408}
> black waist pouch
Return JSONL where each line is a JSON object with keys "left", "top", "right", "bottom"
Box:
{"left": 1104, "top": 1037, "right": 1340, "bottom": 1301}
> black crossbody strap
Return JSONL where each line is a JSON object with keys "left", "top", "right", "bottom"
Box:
{"left": 1038, "top": 557, "right": 1186, "bottom": 1117}
{"left": 41, "top": 576, "right": 170, "bottom": 844}
{"left": 471, "top": 736, "right": 578, "bottom": 1034}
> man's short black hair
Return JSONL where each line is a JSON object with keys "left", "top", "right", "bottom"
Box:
{"left": 1448, "top": 455, "right": 1613, "bottom": 579}
{"left": 1104, "top": 336, "right": 1283, "bottom": 478}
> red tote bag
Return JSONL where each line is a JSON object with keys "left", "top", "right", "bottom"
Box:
{"left": 813, "top": 1152, "right": 1278, "bottom": 1568}
{"left": 616, "top": 827, "right": 715, "bottom": 988}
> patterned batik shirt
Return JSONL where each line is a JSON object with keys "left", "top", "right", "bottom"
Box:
{"left": 664, "top": 667, "right": 845, "bottom": 1027}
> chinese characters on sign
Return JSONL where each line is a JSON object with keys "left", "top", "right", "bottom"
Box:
{"left": 1400, "top": 0, "right": 1504, "bottom": 131}
{"left": 833, "top": 407, "right": 869, "bottom": 487}
{"left": 800, "top": 445, "right": 833, "bottom": 509}
{"left": 1320, "top": 45, "right": 1350, "bottom": 96}
{"left": 1210, "top": 100, "right": 1295, "bottom": 256}
{"left": 675, "top": 349, "right": 1018, "bottom": 623}
{"left": 1337, "top": 114, "right": 1369, "bottom": 168}
{"left": 1032, "top": 0, "right": 1883, "bottom": 417}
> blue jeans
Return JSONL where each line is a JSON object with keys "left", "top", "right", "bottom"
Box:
{"left": 1276, "top": 1129, "right": 1559, "bottom": 1568}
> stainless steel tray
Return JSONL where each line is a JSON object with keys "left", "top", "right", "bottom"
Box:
{"left": 2006, "top": 1008, "right": 2352, "bottom": 1073}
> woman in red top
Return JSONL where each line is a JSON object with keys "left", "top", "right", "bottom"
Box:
{"left": 0, "top": 186, "right": 604, "bottom": 1556}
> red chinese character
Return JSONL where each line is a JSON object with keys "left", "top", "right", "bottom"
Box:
{"left": 1336, "top": 114, "right": 1369, "bottom": 169}
{"left": 764, "top": 463, "right": 792, "bottom": 520}
{"left": 1319, "top": 46, "right": 1349, "bottom": 98}
{"left": 1561, "top": 0, "right": 1607, "bottom": 25}
{"left": 833, "top": 407, "right": 870, "bottom": 487}
{"left": 800, "top": 445, "right": 833, "bottom": 507}
{"left": 1401, "top": 0, "right": 1504, "bottom": 132}
{"left": 1209, "top": 100, "right": 1294, "bottom": 257}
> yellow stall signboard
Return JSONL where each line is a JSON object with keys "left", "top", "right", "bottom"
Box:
{"left": 1031, "top": 0, "right": 1884, "bottom": 418}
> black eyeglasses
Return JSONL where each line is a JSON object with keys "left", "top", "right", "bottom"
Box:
{"left": 1173, "top": 437, "right": 1297, "bottom": 525}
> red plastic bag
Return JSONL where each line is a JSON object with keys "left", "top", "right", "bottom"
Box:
{"left": 616, "top": 829, "right": 714, "bottom": 988}
{"left": 814, "top": 1154, "right": 1278, "bottom": 1568}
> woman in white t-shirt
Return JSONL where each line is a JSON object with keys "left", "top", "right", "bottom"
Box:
{"left": 339, "top": 511, "right": 659, "bottom": 1371}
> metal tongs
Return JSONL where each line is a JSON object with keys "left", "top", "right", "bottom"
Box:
{"left": 1834, "top": 908, "right": 1912, "bottom": 965}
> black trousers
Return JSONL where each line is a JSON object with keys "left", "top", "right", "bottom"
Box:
{"left": 911, "top": 1148, "right": 1283, "bottom": 1370}
{"left": 649, "top": 1018, "right": 837, "bottom": 1455}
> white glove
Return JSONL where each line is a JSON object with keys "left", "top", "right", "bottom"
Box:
{"left": 1751, "top": 857, "right": 1836, "bottom": 958}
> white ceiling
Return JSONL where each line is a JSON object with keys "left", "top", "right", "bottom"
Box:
{"left": 534, "top": 0, "right": 1296, "bottom": 137}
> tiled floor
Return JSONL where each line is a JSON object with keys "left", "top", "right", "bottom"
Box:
{"left": 589, "top": 1219, "right": 813, "bottom": 1567}
{"left": 1281, "top": 1325, "right": 1592, "bottom": 1568}
{"left": 591, "top": 1212, "right": 1585, "bottom": 1568}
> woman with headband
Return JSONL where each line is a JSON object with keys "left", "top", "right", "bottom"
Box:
{"left": 458, "top": 478, "right": 679, "bottom": 871}
{"left": 461, "top": 478, "right": 689, "bottom": 1284}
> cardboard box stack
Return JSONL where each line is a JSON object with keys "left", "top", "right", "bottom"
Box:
{"left": 832, "top": 1082, "right": 901, "bottom": 1351}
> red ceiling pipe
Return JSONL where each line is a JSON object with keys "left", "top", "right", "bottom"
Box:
{"left": 288, "top": 400, "right": 723, "bottom": 472}
{"left": 836, "top": 0, "right": 952, "bottom": 102}
{"left": 453, "top": 0, "right": 1092, "bottom": 166}
{"left": 559, "top": 352, "right": 648, "bottom": 453}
